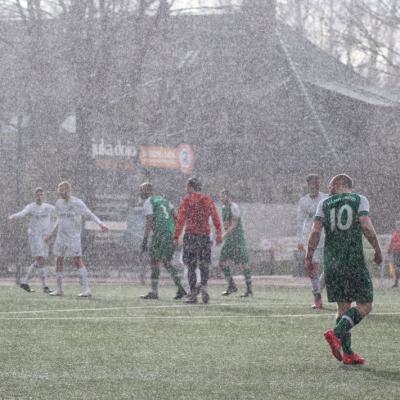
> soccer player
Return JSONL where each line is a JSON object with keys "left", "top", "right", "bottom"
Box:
{"left": 387, "top": 221, "right": 400, "bottom": 288}
{"left": 47, "top": 181, "right": 108, "bottom": 297}
{"left": 297, "top": 174, "right": 328, "bottom": 309}
{"left": 218, "top": 189, "right": 252, "bottom": 297}
{"left": 8, "top": 187, "right": 54, "bottom": 293}
{"left": 174, "top": 177, "right": 223, "bottom": 304}
{"left": 139, "top": 182, "right": 186, "bottom": 300}
{"left": 306, "top": 174, "right": 382, "bottom": 365}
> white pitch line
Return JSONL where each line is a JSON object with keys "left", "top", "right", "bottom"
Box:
{"left": 0, "top": 302, "right": 315, "bottom": 315}
{"left": 0, "top": 314, "right": 332, "bottom": 321}
{"left": 0, "top": 311, "right": 399, "bottom": 321}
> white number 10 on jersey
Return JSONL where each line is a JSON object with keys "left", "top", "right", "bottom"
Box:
{"left": 330, "top": 204, "right": 353, "bottom": 232}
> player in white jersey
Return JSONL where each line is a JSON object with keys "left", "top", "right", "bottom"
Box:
{"left": 47, "top": 181, "right": 108, "bottom": 297}
{"left": 8, "top": 187, "right": 55, "bottom": 293}
{"left": 297, "top": 174, "right": 328, "bottom": 309}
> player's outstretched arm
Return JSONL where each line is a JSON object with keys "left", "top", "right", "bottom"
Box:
{"left": 174, "top": 198, "right": 188, "bottom": 244}
{"left": 296, "top": 200, "right": 307, "bottom": 251}
{"left": 360, "top": 215, "right": 382, "bottom": 265}
{"left": 210, "top": 201, "right": 222, "bottom": 244}
{"left": 77, "top": 198, "right": 108, "bottom": 232}
{"left": 223, "top": 217, "right": 238, "bottom": 240}
{"left": 8, "top": 204, "right": 32, "bottom": 223}
{"left": 44, "top": 206, "right": 58, "bottom": 242}
{"left": 141, "top": 215, "right": 153, "bottom": 253}
{"left": 305, "top": 221, "right": 323, "bottom": 272}
{"left": 45, "top": 219, "right": 59, "bottom": 242}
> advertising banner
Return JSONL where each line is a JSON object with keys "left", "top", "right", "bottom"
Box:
{"left": 140, "top": 143, "right": 194, "bottom": 174}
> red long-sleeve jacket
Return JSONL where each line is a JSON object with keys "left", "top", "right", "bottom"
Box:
{"left": 174, "top": 192, "right": 222, "bottom": 241}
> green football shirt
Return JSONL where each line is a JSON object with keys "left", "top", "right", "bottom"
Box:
{"left": 143, "top": 195, "right": 175, "bottom": 235}
{"left": 314, "top": 192, "right": 369, "bottom": 270}
{"left": 222, "top": 202, "right": 247, "bottom": 246}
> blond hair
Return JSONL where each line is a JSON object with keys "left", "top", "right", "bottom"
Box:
{"left": 331, "top": 174, "right": 353, "bottom": 189}
{"left": 58, "top": 181, "right": 71, "bottom": 191}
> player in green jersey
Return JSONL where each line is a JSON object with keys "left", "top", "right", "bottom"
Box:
{"left": 140, "top": 183, "right": 186, "bottom": 300}
{"left": 306, "top": 174, "right": 382, "bottom": 365}
{"left": 218, "top": 189, "right": 252, "bottom": 297}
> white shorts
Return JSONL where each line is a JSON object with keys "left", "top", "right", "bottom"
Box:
{"left": 312, "top": 247, "right": 323, "bottom": 264}
{"left": 53, "top": 235, "right": 82, "bottom": 257}
{"left": 28, "top": 235, "right": 49, "bottom": 258}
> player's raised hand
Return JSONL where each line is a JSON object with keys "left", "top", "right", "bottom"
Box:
{"left": 99, "top": 224, "right": 109, "bottom": 233}
{"left": 8, "top": 215, "right": 16, "bottom": 224}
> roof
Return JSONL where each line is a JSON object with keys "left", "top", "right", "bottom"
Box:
{"left": 277, "top": 24, "right": 400, "bottom": 108}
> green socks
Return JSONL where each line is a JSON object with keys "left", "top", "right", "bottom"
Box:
{"left": 222, "top": 266, "right": 251, "bottom": 290}
{"left": 168, "top": 266, "right": 182, "bottom": 288}
{"left": 222, "top": 266, "right": 232, "bottom": 278}
{"left": 150, "top": 267, "right": 160, "bottom": 293}
{"left": 336, "top": 317, "right": 352, "bottom": 354}
{"left": 222, "top": 266, "right": 235, "bottom": 287}
{"left": 334, "top": 307, "right": 363, "bottom": 344}
{"left": 243, "top": 268, "right": 252, "bottom": 291}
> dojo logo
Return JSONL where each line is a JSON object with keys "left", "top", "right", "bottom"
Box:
{"left": 92, "top": 138, "right": 137, "bottom": 159}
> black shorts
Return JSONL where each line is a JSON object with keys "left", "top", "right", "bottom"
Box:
{"left": 182, "top": 234, "right": 211, "bottom": 265}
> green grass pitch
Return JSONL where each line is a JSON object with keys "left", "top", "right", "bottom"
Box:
{"left": 0, "top": 282, "right": 399, "bottom": 400}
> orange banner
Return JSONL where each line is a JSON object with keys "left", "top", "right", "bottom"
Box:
{"left": 140, "top": 144, "right": 194, "bottom": 173}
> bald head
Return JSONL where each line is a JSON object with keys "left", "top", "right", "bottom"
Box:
{"left": 329, "top": 174, "right": 353, "bottom": 195}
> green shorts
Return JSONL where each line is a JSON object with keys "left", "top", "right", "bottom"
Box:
{"left": 219, "top": 239, "right": 249, "bottom": 265}
{"left": 325, "top": 265, "right": 373, "bottom": 303}
{"left": 150, "top": 232, "right": 175, "bottom": 262}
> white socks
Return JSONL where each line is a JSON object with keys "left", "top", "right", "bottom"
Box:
{"left": 319, "top": 272, "right": 326, "bottom": 291}
{"left": 311, "top": 276, "right": 321, "bottom": 294}
{"left": 37, "top": 267, "right": 48, "bottom": 288}
{"left": 79, "top": 266, "right": 89, "bottom": 291}
{"left": 21, "top": 262, "right": 37, "bottom": 284}
{"left": 56, "top": 272, "right": 64, "bottom": 292}
{"left": 56, "top": 268, "right": 90, "bottom": 293}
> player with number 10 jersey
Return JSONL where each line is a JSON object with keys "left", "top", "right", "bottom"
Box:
{"left": 314, "top": 192, "right": 372, "bottom": 303}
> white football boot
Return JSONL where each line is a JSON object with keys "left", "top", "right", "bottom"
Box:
{"left": 49, "top": 289, "right": 64, "bottom": 296}
{"left": 78, "top": 289, "right": 92, "bottom": 298}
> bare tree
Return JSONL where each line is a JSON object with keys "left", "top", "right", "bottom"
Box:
{"left": 0, "top": 0, "right": 177, "bottom": 200}
{"left": 276, "top": 0, "right": 400, "bottom": 88}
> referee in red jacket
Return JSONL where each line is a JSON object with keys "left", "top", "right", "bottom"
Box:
{"left": 174, "top": 177, "right": 223, "bottom": 303}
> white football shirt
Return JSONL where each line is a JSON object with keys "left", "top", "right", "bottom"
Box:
{"left": 12, "top": 202, "right": 55, "bottom": 237}
{"left": 297, "top": 192, "right": 328, "bottom": 247}
{"left": 54, "top": 196, "right": 102, "bottom": 240}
